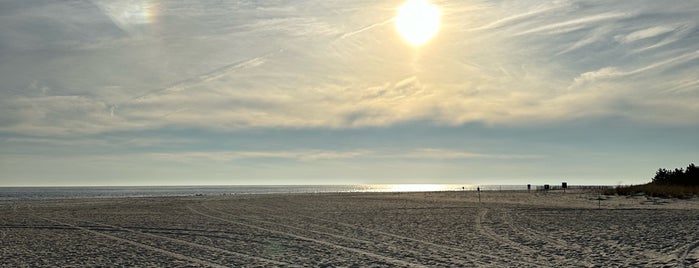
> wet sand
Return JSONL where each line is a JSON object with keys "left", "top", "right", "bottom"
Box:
{"left": 1, "top": 191, "right": 698, "bottom": 267}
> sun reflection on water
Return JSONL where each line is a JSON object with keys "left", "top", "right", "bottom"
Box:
{"left": 381, "top": 184, "right": 453, "bottom": 192}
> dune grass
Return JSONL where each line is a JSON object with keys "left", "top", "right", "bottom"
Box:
{"left": 604, "top": 184, "right": 699, "bottom": 199}
{"left": 605, "top": 163, "right": 699, "bottom": 198}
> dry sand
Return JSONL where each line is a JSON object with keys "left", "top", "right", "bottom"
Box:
{"left": 1, "top": 190, "right": 698, "bottom": 267}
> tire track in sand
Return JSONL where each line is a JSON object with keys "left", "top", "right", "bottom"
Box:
{"left": 679, "top": 240, "right": 699, "bottom": 267}
{"left": 474, "top": 208, "right": 570, "bottom": 266}
{"left": 508, "top": 210, "right": 572, "bottom": 248}
{"left": 202, "top": 204, "right": 474, "bottom": 266}
{"left": 72, "top": 218, "right": 290, "bottom": 266}
{"left": 507, "top": 210, "right": 594, "bottom": 267}
{"left": 675, "top": 222, "right": 699, "bottom": 267}
{"left": 244, "top": 203, "right": 544, "bottom": 267}
{"left": 203, "top": 205, "right": 436, "bottom": 258}
{"left": 188, "top": 205, "right": 424, "bottom": 267}
{"left": 37, "top": 216, "right": 227, "bottom": 268}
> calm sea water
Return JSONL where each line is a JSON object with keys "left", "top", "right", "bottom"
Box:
{"left": 0, "top": 184, "right": 529, "bottom": 200}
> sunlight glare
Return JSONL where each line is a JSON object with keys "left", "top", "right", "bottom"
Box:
{"left": 388, "top": 184, "right": 446, "bottom": 192}
{"left": 395, "top": 0, "right": 441, "bottom": 46}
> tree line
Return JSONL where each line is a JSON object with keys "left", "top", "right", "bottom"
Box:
{"left": 652, "top": 163, "right": 699, "bottom": 186}
{"left": 605, "top": 163, "right": 699, "bottom": 198}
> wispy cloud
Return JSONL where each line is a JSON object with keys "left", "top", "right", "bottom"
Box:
{"left": 338, "top": 18, "right": 394, "bottom": 40}
{"left": 401, "top": 148, "right": 544, "bottom": 160}
{"left": 136, "top": 150, "right": 372, "bottom": 163}
{"left": 0, "top": 0, "right": 698, "bottom": 138}
{"left": 517, "top": 12, "right": 633, "bottom": 36}
{"left": 467, "top": 2, "right": 571, "bottom": 32}
{"left": 619, "top": 25, "right": 678, "bottom": 44}
{"left": 141, "top": 148, "right": 542, "bottom": 163}
{"left": 572, "top": 50, "right": 699, "bottom": 87}
{"left": 113, "top": 48, "right": 284, "bottom": 117}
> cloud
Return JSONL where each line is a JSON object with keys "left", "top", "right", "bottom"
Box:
{"left": 516, "top": 12, "right": 633, "bottom": 36}
{"left": 571, "top": 50, "right": 699, "bottom": 87}
{"left": 338, "top": 18, "right": 394, "bottom": 40}
{"left": 142, "top": 148, "right": 543, "bottom": 163}
{"left": 92, "top": 0, "right": 159, "bottom": 36}
{"left": 618, "top": 25, "right": 677, "bottom": 43}
{"left": 402, "top": 148, "right": 544, "bottom": 160}
{"left": 467, "top": 2, "right": 572, "bottom": 32}
{"left": 113, "top": 48, "right": 284, "bottom": 116}
{"left": 1, "top": 0, "right": 698, "bottom": 137}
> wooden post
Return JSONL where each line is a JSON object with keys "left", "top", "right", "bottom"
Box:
{"left": 477, "top": 187, "right": 481, "bottom": 203}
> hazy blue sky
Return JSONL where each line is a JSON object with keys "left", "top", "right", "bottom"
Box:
{"left": 1, "top": 0, "right": 697, "bottom": 186}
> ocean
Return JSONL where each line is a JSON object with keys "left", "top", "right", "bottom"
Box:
{"left": 0, "top": 184, "right": 531, "bottom": 200}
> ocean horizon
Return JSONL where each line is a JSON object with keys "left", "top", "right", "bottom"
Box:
{"left": 0, "top": 184, "right": 473, "bottom": 200}
{"left": 0, "top": 184, "right": 615, "bottom": 200}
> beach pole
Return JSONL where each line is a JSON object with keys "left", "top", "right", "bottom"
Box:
{"left": 477, "top": 187, "right": 481, "bottom": 203}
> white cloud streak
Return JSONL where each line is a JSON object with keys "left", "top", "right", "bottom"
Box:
{"left": 619, "top": 25, "right": 677, "bottom": 43}
{"left": 516, "top": 12, "right": 633, "bottom": 36}
{"left": 143, "top": 148, "right": 542, "bottom": 163}
{"left": 338, "top": 18, "right": 394, "bottom": 40}
{"left": 1, "top": 0, "right": 698, "bottom": 136}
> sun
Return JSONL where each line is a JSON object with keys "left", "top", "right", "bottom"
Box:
{"left": 395, "top": 0, "right": 441, "bottom": 46}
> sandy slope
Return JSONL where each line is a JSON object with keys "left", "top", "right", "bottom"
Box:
{"left": 1, "top": 190, "right": 697, "bottom": 267}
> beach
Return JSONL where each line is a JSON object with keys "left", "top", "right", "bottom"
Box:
{"left": 1, "top": 190, "right": 698, "bottom": 267}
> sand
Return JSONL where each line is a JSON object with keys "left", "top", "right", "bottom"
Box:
{"left": 1, "top": 190, "right": 698, "bottom": 267}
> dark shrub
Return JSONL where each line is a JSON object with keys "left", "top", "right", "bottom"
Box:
{"left": 608, "top": 163, "right": 699, "bottom": 198}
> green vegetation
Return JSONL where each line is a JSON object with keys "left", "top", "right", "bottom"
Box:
{"left": 605, "top": 163, "right": 699, "bottom": 198}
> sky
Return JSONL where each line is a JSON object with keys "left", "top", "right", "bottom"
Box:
{"left": 0, "top": 0, "right": 698, "bottom": 186}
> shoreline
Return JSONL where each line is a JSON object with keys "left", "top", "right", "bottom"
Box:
{"left": 0, "top": 184, "right": 615, "bottom": 201}
{"left": 3, "top": 189, "right": 697, "bottom": 210}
